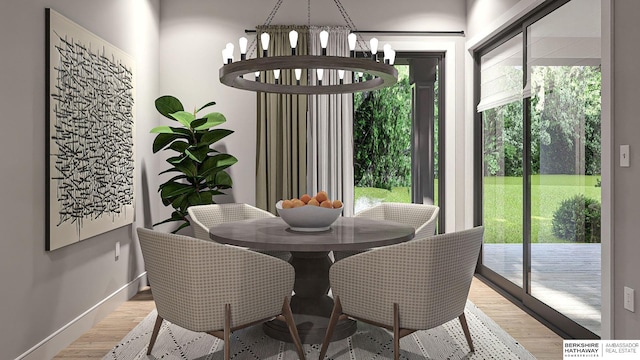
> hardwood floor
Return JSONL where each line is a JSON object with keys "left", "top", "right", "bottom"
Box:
{"left": 468, "top": 277, "right": 564, "bottom": 359}
{"left": 54, "top": 277, "right": 563, "bottom": 359}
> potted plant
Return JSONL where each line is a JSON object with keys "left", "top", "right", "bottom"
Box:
{"left": 150, "top": 95, "right": 238, "bottom": 233}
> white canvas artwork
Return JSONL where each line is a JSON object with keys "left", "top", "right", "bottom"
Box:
{"left": 46, "top": 9, "right": 135, "bottom": 251}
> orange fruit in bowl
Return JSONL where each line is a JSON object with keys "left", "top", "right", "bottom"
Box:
{"left": 282, "top": 199, "right": 294, "bottom": 209}
{"left": 332, "top": 199, "right": 343, "bottom": 209}
{"left": 300, "top": 194, "right": 311, "bottom": 204}
{"left": 316, "top": 191, "right": 328, "bottom": 203}
{"left": 320, "top": 200, "right": 333, "bottom": 208}
{"left": 292, "top": 199, "right": 305, "bottom": 208}
{"left": 307, "top": 198, "right": 320, "bottom": 206}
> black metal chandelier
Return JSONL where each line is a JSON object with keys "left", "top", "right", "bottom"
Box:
{"left": 218, "top": 0, "right": 398, "bottom": 95}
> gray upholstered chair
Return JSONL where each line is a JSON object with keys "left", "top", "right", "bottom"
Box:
{"left": 320, "top": 226, "right": 484, "bottom": 360}
{"left": 334, "top": 202, "right": 440, "bottom": 261}
{"left": 137, "top": 228, "right": 305, "bottom": 360}
{"left": 188, "top": 203, "right": 290, "bottom": 261}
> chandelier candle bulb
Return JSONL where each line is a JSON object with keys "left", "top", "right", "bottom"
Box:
{"left": 338, "top": 69, "right": 345, "bottom": 85}
{"left": 222, "top": 48, "right": 232, "bottom": 65}
{"left": 239, "top": 37, "right": 248, "bottom": 60}
{"left": 225, "top": 43, "right": 234, "bottom": 64}
{"left": 348, "top": 33, "right": 357, "bottom": 57}
{"left": 273, "top": 69, "right": 280, "bottom": 84}
{"left": 370, "top": 37, "right": 379, "bottom": 61}
{"left": 317, "top": 68, "right": 323, "bottom": 85}
{"left": 255, "top": 71, "right": 260, "bottom": 81}
{"left": 260, "top": 32, "right": 270, "bottom": 57}
{"left": 289, "top": 30, "right": 298, "bottom": 55}
{"left": 389, "top": 49, "right": 396, "bottom": 65}
{"left": 383, "top": 44, "right": 392, "bottom": 64}
{"left": 320, "top": 30, "right": 329, "bottom": 56}
{"left": 295, "top": 68, "right": 302, "bottom": 85}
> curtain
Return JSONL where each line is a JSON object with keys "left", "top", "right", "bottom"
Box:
{"left": 256, "top": 25, "right": 309, "bottom": 214}
{"left": 307, "top": 26, "right": 354, "bottom": 216}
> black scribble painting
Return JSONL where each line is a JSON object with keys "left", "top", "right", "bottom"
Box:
{"left": 46, "top": 9, "right": 135, "bottom": 251}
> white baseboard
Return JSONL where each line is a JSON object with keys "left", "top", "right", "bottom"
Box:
{"left": 16, "top": 272, "right": 147, "bottom": 360}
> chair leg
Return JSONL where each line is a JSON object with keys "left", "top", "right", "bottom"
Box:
{"left": 319, "top": 296, "right": 343, "bottom": 360}
{"left": 281, "top": 297, "right": 306, "bottom": 360}
{"left": 224, "top": 304, "right": 231, "bottom": 360}
{"left": 147, "top": 314, "right": 164, "bottom": 355}
{"left": 458, "top": 313, "right": 475, "bottom": 352}
{"left": 393, "top": 303, "right": 400, "bottom": 360}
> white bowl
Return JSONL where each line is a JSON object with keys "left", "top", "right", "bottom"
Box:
{"left": 276, "top": 200, "right": 343, "bottom": 232}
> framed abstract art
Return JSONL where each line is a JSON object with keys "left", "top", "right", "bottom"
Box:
{"left": 46, "top": 9, "right": 135, "bottom": 251}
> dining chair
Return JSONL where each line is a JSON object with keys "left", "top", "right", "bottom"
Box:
{"left": 136, "top": 228, "right": 306, "bottom": 360}
{"left": 334, "top": 202, "right": 440, "bottom": 261}
{"left": 188, "top": 203, "right": 290, "bottom": 261}
{"left": 320, "top": 226, "right": 484, "bottom": 360}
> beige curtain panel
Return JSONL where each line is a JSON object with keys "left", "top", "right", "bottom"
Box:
{"left": 256, "top": 25, "right": 309, "bottom": 214}
{"left": 307, "top": 26, "right": 354, "bottom": 217}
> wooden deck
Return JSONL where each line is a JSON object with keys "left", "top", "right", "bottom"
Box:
{"left": 483, "top": 243, "right": 601, "bottom": 335}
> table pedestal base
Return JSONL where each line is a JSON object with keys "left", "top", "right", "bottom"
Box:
{"left": 263, "top": 313, "right": 357, "bottom": 344}
{"left": 263, "top": 251, "right": 357, "bottom": 344}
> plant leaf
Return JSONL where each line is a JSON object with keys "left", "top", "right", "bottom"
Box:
{"left": 170, "top": 111, "right": 196, "bottom": 128}
{"left": 193, "top": 112, "right": 226, "bottom": 130}
{"left": 201, "top": 129, "right": 234, "bottom": 146}
{"left": 196, "top": 101, "right": 216, "bottom": 113}
{"left": 173, "top": 160, "right": 198, "bottom": 178}
{"left": 199, "top": 154, "right": 238, "bottom": 178}
{"left": 153, "top": 133, "right": 190, "bottom": 153}
{"left": 159, "top": 174, "right": 187, "bottom": 183}
{"left": 168, "top": 141, "right": 190, "bottom": 153}
{"left": 168, "top": 155, "right": 188, "bottom": 164}
{"left": 185, "top": 147, "right": 209, "bottom": 163}
{"left": 150, "top": 126, "right": 192, "bottom": 135}
{"left": 155, "top": 96, "right": 184, "bottom": 119}
{"left": 160, "top": 182, "right": 193, "bottom": 198}
{"left": 190, "top": 118, "right": 208, "bottom": 129}
{"left": 211, "top": 154, "right": 238, "bottom": 169}
{"left": 210, "top": 171, "right": 233, "bottom": 189}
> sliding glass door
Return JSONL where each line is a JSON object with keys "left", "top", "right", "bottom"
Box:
{"left": 476, "top": 0, "right": 601, "bottom": 338}
{"left": 479, "top": 34, "right": 524, "bottom": 288}
{"left": 527, "top": 0, "right": 602, "bottom": 335}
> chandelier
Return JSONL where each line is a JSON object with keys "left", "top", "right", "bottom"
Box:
{"left": 219, "top": 0, "right": 398, "bottom": 95}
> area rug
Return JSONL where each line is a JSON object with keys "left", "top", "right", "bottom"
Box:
{"left": 103, "top": 300, "right": 534, "bottom": 359}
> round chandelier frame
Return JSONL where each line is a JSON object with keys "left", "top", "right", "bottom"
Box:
{"left": 218, "top": 0, "right": 399, "bottom": 95}
{"left": 219, "top": 55, "right": 398, "bottom": 95}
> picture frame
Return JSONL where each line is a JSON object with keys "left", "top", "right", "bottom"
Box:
{"left": 46, "top": 8, "right": 135, "bottom": 251}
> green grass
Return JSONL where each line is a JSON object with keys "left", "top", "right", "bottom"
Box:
{"left": 355, "top": 175, "right": 601, "bottom": 244}
{"left": 355, "top": 181, "right": 438, "bottom": 204}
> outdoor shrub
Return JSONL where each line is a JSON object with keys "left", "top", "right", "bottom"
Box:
{"left": 552, "top": 194, "right": 601, "bottom": 243}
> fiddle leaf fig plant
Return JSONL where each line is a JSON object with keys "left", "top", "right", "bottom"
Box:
{"left": 151, "top": 95, "right": 238, "bottom": 233}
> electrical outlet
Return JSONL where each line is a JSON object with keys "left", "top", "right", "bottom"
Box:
{"left": 115, "top": 241, "right": 120, "bottom": 261}
{"left": 624, "top": 286, "right": 634, "bottom": 312}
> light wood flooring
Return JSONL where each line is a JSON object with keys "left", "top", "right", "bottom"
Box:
{"left": 54, "top": 276, "right": 563, "bottom": 359}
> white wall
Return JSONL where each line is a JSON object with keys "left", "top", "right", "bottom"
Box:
{"left": 0, "top": 1, "right": 161, "bottom": 358}
{"left": 612, "top": 0, "right": 640, "bottom": 340}
{"left": 159, "top": 0, "right": 470, "bottom": 231}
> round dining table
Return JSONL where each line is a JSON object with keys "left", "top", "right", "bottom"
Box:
{"left": 209, "top": 216, "right": 415, "bottom": 344}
